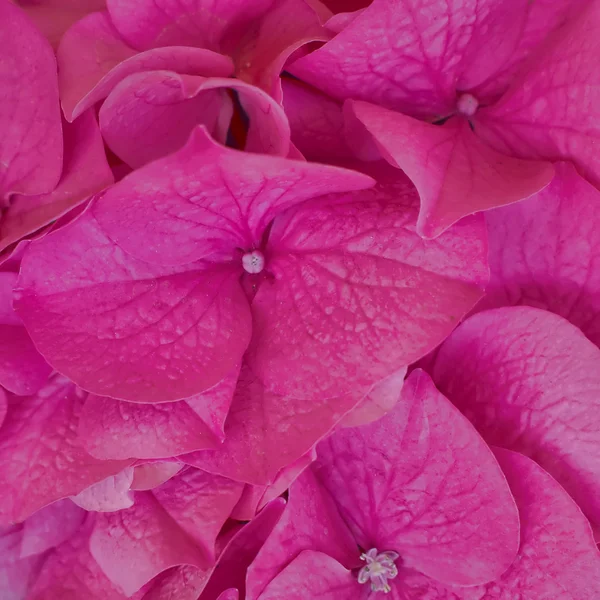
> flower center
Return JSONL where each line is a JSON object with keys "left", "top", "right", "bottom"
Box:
{"left": 357, "top": 548, "right": 399, "bottom": 594}
{"left": 456, "top": 93, "right": 479, "bottom": 117}
{"left": 242, "top": 250, "right": 265, "bottom": 274}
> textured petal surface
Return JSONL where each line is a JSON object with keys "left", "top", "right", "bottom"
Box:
{"left": 246, "top": 468, "right": 358, "bottom": 600}
{"left": 15, "top": 209, "right": 252, "bottom": 402}
{"left": 0, "top": 272, "right": 51, "bottom": 396}
{"left": 257, "top": 551, "right": 358, "bottom": 600}
{"left": 57, "top": 11, "right": 233, "bottom": 121}
{"left": 432, "top": 306, "right": 600, "bottom": 533}
{"left": 478, "top": 162, "right": 600, "bottom": 346}
{"left": 477, "top": 1, "right": 600, "bottom": 191}
{"left": 249, "top": 171, "right": 488, "bottom": 398}
{"left": 315, "top": 370, "right": 519, "bottom": 586}
{"left": 350, "top": 101, "right": 554, "bottom": 237}
{"left": 71, "top": 468, "right": 135, "bottom": 512}
{"left": 0, "top": 111, "right": 113, "bottom": 253}
{"left": 91, "top": 127, "right": 373, "bottom": 267}
{"left": 182, "top": 364, "right": 360, "bottom": 485}
{"left": 0, "top": 0, "right": 62, "bottom": 200}
{"left": 0, "top": 376, "right": 132, "bottom": 524}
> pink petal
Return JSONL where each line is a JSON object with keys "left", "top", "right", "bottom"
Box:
{"left": 339, "top": 367, "right": 406, "bottom": 428}
{"left": 140, "top": 566, "right": 208, "bottom": 600}
{"left": 27, "top": 516, "right": 129, "bottom": 600}
{"left": 90, "top": 492, "right": 210, "bottom": 596}
{"left": 0, "top": 376, "right": 132, "bottom": 524}
{"left": 479, "top": 162, "right": 600, "bottom": 346}
{"left": 216, "top": 590, "right": 238, "bottom": 600}
{"left": 71, "top": 468, "right": 135, "bottom": 512}
{"left": 0, "top": 272, "right": 51, "bottom": 395}
{"left": 106, "top": 0, "right": 273, "bottom": 52}
{"left": 290, "top": 0, "right": 568, "bottom": 117}
{"left": 79, "top": 394, "right": 219, "bottom": 460}
{"left": 17, "top": 0, "right": 106, "bottom": 48}
{"left": 91, "top": 127, "right": 373, "bottom": 267}
{"left": 256, "top": 551, "right": 357, "bottom": 600}
{"left": 130, "top": 461, "right": 183, "bottom": 491}
{"left": 249, "top": 172, "right": 488, "bottom": 399}
{"left": 0, "top": 110, "right": 114, "bottom": 253}
{"left": 0, "top": 1, "right": 62, "bottom": 200}
{"left": 0, "top": 388, "right": 6, "bottom": 429}
{"left": 58, "top": 11, "right": 233, "bottom": 121}
{"left": 151, "top": 468, "right": 243, "bottom": 562}
{"left": 182, "top": 364, "right": 362, "bottom": 485}
{"left": 0, "top": 525, "right": 44, "bottom": 599}
{"left": 20, "top": 499, "right": 85, "bottom": 558}
{"left": 99, "top": 73, "right": 290, "bottom": 168}
{"left": 198, "top": 498, "right": 286, "bottom": 600}
{"left": 432, "top": 306, "right": 600, "bottom": 533}
{"left": 349, "top": 100, "right": 554, "bottom": 238}
{"left": 15, "top": 209, "right": 252, "bottom": 402}
{"left": 477, "top": 1, "right": 600, "bottom": 191}
{"left": 246, "top": 468, "right": 358, "bottom": 600}
{"left": 314, "top": 370, "right": 519, "bottom": 586}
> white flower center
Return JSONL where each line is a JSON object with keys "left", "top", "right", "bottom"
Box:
{"left": 357, "top": 548, "right": 399, "bottom": 594}
{"left": 456, "top": 93, "right": 479, "bottom": 117}
{"left": 242, "top": 250, "right": 265, "bottom": 274}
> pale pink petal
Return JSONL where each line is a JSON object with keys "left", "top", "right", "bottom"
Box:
{"left": 432, "top": 306, "right": 600, "bottom": 533}
{"left": 249, "top": 172, "right": 488, "bottom": 398}
{"left": 314, "top": 370, "right": 519, "bottom": 586}
{"left": 71, "top": 468, "right": 135, "bottom": 512}
{"left": 477, "top": 2, "right": 600, "bottom": 191}
{"left": 256, "top": 551, "right": 358, "bottom": 600}
{"left": 182, "top": 364, "right": 361, "bottom": 485}
{"left": 246, "top": 468, "right": 358, "bottom": 600}
{"left": 0, "top": 376, "right": 132, "bottom": 524}
{"left": 57, "top": 11, "right": 233, "bottom": 121}
{"left": 79, "top": 394, "right": 219, "bottom": 460}
{"left": 479, "top": 162, "right": 600, "bottom": 346}
{"left": 0, "top": 111, "right": 114, "bottom": 253}
{"left": 27, "top": 517, "right": 129, "bottom": 600}
{"left": 91, "top": 127, "right": 373, "bottom": 267}
{"left": 15, "top": 210, "right": 252, "bottom": 402}
{"left": 90, "top": 492, "right": 209, "bottom": 596}
{"left": 340, "top": 367, "right": 406, "bottom": 428}
{"left": 0, "top": 1, "right": 62, "bottom": 200}
{"left": 20, "top": 499, "right": 85, "bottom": 558}
{"left": 349, "top": 100, "right": 554, "bottom": 238}
{"left": 131, "top": 462, "right": 183, "bottom": 491}
{"left": 151, "top": 468, "right": 243, "bottom": 561}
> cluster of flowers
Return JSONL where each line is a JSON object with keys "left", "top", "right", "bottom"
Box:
{"left": 2, "top": 0, "right": 600, "bottom": 598}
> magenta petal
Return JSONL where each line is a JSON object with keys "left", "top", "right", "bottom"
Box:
{"left": 350, "top": 100, "right": 554, "bottom": 237}
{"left": 0, "top": 1, "right": 62, "bottom": 200}
{"left": 257, "top": 551, "right": 357, "bottom": 600}
{"left": 79, "top": 394, "right": 219, "bottom": 460}
{"left": 182, "top": 364, "right": 361, "bottom": 485}
{"left": 15, "top": 209, "right": 252, "bottom": 402}
{"left": 246, "top": 468, "right": 357, "bottom": 600}
{"left": 479, "top": 162, "right": 600, "bottom": 346}
{"left": 130, "top": 461, "right": 183, "bottom": 491}
{"left": 432, "top": 306, "right": 600, "bottom": 533}
{"left": 0, "top": 110, "right": 114, "bottom": 253}
{"left": 90, "top": 127, "right": 373, "bottom": 267}
{"left": 0, "top": 526, "right": 44, "bottom": 600}
{"left": 0, "top": 376, "right": 132, "bottom": 524}
{"left": 27, "top": 517, "right": 129, "bottom": 600}
{"left": 90, "top": 492, "right": 210, "bottom": 596}
{"left": 315, "top": 370, "right": 519, "bottom": 586}
{"left": 216, "top": 590, "right": 238, "bottom": 600}
{"left": 249, "top": 174, "right": 487, "bottom": 398}
{"left": 58, "top": 11, "right": 233, "bottom": 121}
{"left": 477, "top": 1, "right": 600, "bottom": 190}
{"left": 71, "top": 468, "right": 135, "bottom": 512}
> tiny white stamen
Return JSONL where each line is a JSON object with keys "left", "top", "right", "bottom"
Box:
{"left": 456, "top": 93, "right": 479, "bottom": 117}
{"left": 357, "top": 548, "right": 400, "bottom": 594}
{"left": 242, "top": 250, "right": 265, "bottom": 274}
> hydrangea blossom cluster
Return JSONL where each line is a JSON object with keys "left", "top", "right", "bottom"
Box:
{"left": 2, "top": 0, "right": 600, "bottom": 598}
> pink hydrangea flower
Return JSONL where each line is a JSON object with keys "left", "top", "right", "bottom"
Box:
{"left": 289, "top": 0, "right": 599, "bottom": 236}
{"left": 244, "top": 370, "right": 522, "bottom": 598}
